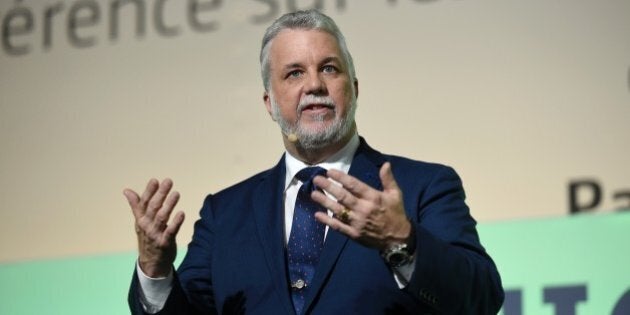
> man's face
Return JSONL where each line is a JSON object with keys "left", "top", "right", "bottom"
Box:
{"left": 264, "top": 29, "right": 358, "bottom": 150}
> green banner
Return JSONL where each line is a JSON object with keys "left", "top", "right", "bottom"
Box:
{"left": 482, "top": 211, "right": 630, "bottom": 315}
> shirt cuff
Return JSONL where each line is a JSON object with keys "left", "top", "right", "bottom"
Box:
{"left": 392, "top": 254, "right": 416, "bottom": 288}
{"left": 136, "top": 261, "right": 174, "bottom": 314}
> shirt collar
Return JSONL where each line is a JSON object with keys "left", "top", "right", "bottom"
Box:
{"left": 284, "top": 133, "right": 360, "bottom": 189}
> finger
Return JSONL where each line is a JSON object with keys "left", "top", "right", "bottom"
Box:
{"left": 123, "top": 189, "right": 142, "bottom": 219}
{"left": 312, "top": 175, "right": 360, "bottom": 209}
{"left": 145, "top": 178, "right": 173, "bottom": 220}
{"left": 154, "top": 191, "right": 180, "bottom": 228}
{"left": 325, "top": 169, "right": 378, "bottom": 200}
{"left": 314, "top": 212, "right": 359, "bottom": 239}
{"left": 163, "top": 211, "right": 185, "bottom": 242}
{"left": 311, "top": 190, "right": 349, "bottom": 217}
{"left": 139, "top": 178, "right": 160, "bottom": 213}
{"left": 379, "top": 162, "right": 400, "bottom": 192}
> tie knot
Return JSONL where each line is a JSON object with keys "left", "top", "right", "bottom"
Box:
{"left": 295, "top": 166, "right": 327, "bottom": 183}
{"left": 295, "top": 166, "right": 327, "bottom": 193}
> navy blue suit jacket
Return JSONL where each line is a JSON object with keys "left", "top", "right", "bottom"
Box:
{"left": 129, "top": 138, "right": 504, "bottom": 314}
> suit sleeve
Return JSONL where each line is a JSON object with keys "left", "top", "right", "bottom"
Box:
{"left": 403, "top": 166, "right": 504, "bottom": 314}
{"left": 128, "top": 194, "right": 219, "bottom": 315}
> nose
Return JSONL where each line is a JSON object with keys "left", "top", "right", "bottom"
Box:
{"left": 305, "top": 71, "right": 326, "bottom": 95}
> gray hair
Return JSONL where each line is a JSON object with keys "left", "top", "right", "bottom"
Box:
{"left": 260, "top": 10, "right": 356, "bottom": 92}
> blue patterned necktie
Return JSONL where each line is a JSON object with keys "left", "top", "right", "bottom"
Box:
{"left": 287, "top": 166, "right": 327, "bottom": 315}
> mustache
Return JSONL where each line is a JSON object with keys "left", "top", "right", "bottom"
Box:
{"left": 297, "top": 95, "right": 335, "bottom": 111}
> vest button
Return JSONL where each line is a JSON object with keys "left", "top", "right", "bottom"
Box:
{"left": 292, "top": 279, "right": 306, "bottom": 289}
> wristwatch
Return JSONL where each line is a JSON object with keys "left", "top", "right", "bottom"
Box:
{"left": 381, "top": 243, "right": 413, "bottom": 268}
{"left": 381, "top": 223, "right": 416, "bottom": 268}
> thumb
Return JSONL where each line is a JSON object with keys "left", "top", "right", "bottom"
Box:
{"left": 123, "top": 189, "right": 142, "bottom": 219}
{"left": 379, "top": 162, "right": 399, "bottom": 191}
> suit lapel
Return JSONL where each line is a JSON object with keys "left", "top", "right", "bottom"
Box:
{"left": 302, "top": 139, "right": 386, "bottom": 313}
{"left": 251, "top": 157, "right": 295, "bottom": 315}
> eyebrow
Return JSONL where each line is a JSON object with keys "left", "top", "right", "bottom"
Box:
{"left": 281, "top": 56, "right": 343, "bottom": 71}
{"left": 283, "top": 63, "right": 302, "bottom": 71}
{"left": 320, "top": 56, "right": 342, "bottom": 66}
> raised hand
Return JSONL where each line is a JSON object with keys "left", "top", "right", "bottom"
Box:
{"left": 124, "top": 178, "right": 185, "bottom": 278}
{"left": 311, "top": 162, "right": 411, "bottom": 251}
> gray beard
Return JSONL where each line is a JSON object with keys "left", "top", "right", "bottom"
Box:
{"left": 270, "top": 94, "right": 357, "bottom": 151}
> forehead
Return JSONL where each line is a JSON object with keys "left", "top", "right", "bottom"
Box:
{"left": 269, "top": 29, "right": 343, "bottom": 66}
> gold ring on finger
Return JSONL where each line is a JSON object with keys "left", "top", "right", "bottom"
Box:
{"left": 339, "top": 208, "right": 351, "bottom": 223}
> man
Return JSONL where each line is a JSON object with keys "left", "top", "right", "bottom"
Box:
{"left": 125, "top": 10, "right": 503, "bottom": 315}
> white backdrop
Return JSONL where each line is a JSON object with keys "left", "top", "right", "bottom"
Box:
{"left": 1, "top": 0, "right": 629, "bottom": 262}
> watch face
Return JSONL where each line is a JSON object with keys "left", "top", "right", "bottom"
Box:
{"left": 387, "top": 251, "right": 410, "bottom": 267}
{"left": 383, "top": 243, "right": 411, "bottom": 267}
{"left": 389, "top": 253, "right": 406, "bottom": 265}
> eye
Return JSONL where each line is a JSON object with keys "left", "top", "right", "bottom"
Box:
{"left": 287, "top": 70, "right": 302, "bottom": 78}
{"left": 322, "top": 65, "right": 337, "bottom": 73}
